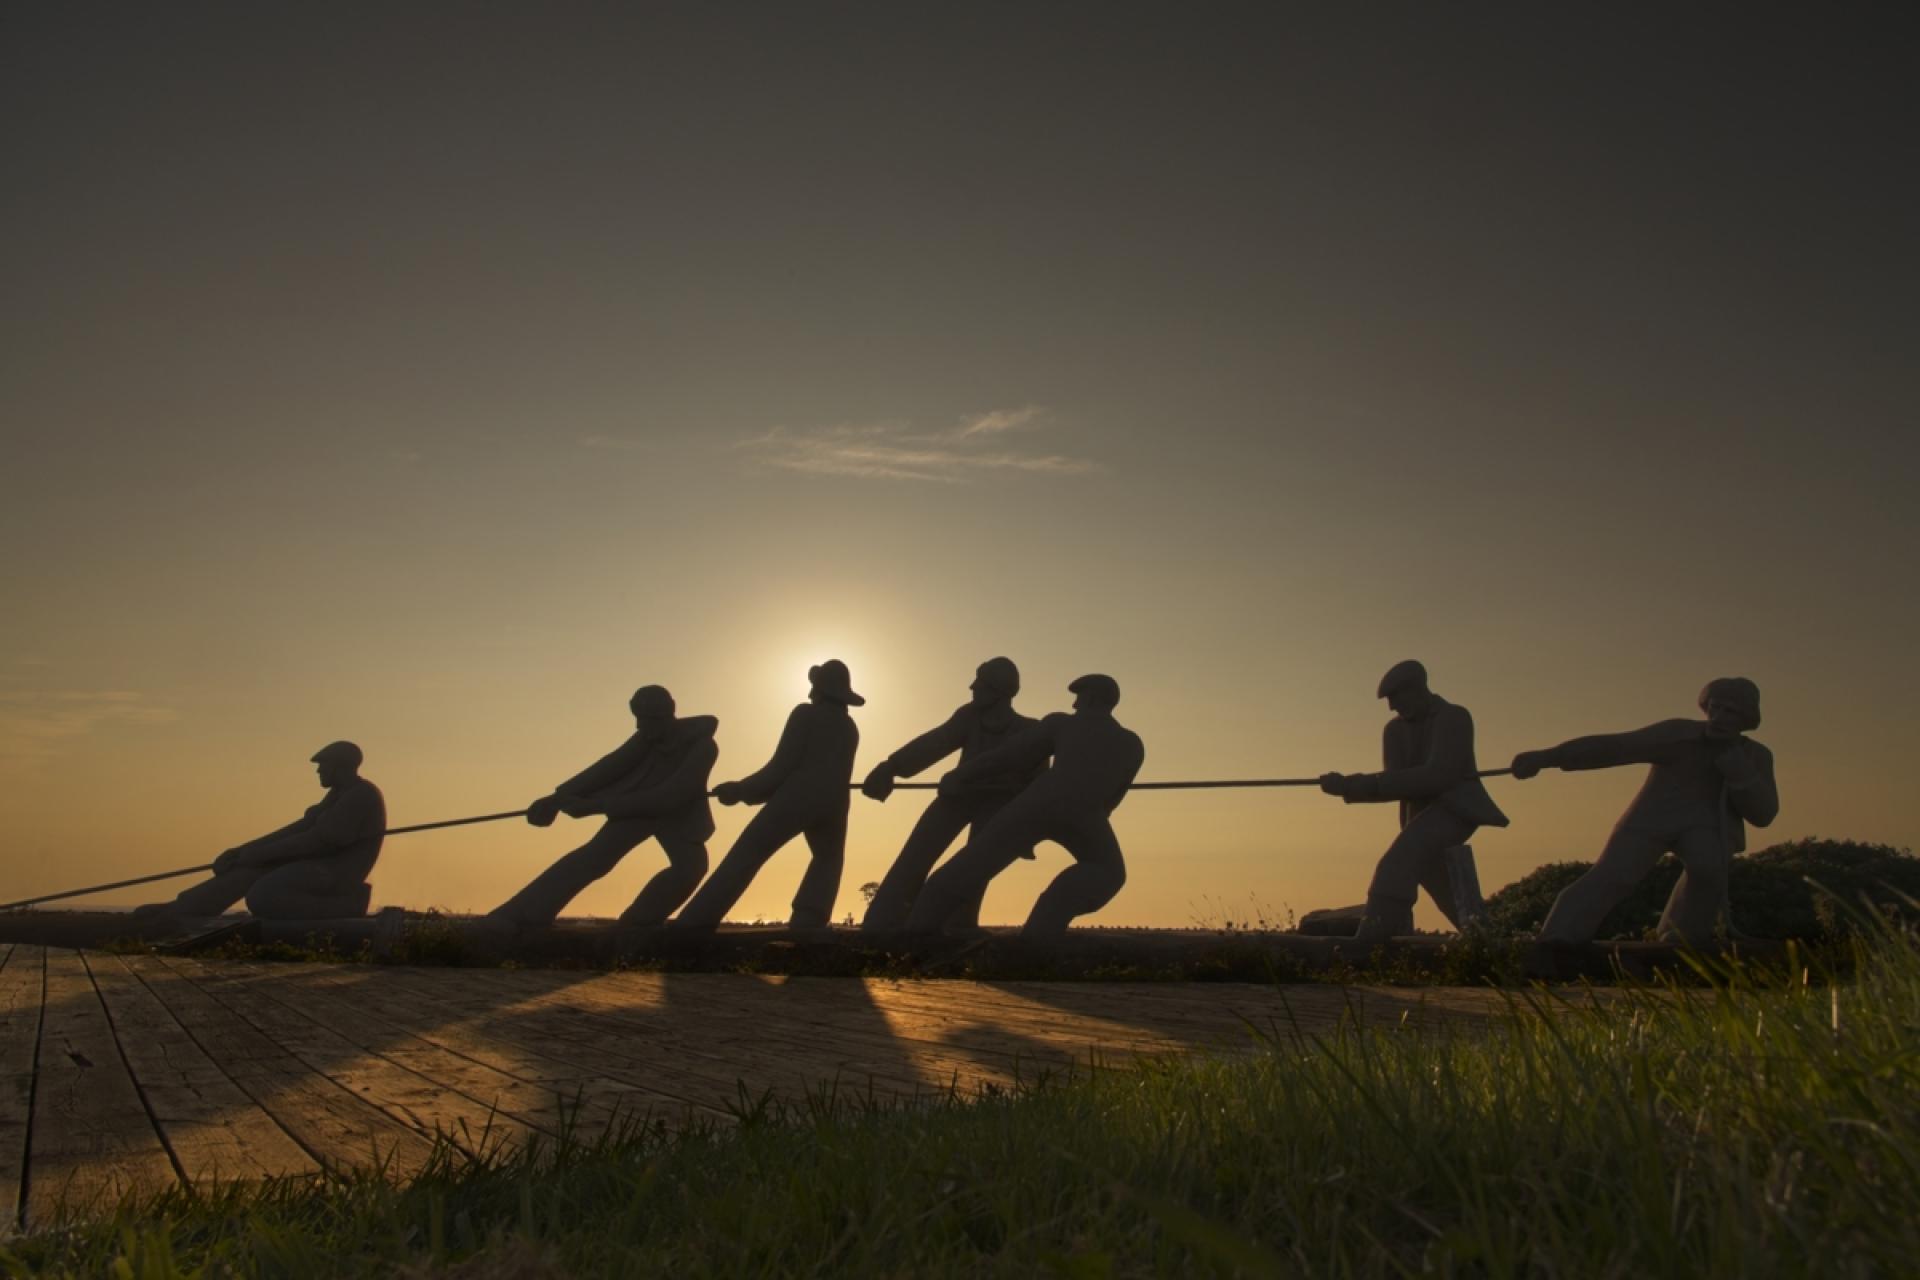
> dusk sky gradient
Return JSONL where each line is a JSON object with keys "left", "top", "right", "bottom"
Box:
{"left": 3, "top": 5, "right": 1914, "bottom": 926}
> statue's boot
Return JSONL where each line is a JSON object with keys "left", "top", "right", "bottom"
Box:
{"left": 1352, "top": 894, "right": 1414, "bottom": 943}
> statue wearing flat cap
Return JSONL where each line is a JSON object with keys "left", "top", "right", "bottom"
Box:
{"left": 1318, "top": 661, "right": 1509, "bottom": 942}
{"left": 1516, "top": 676, "right": 1779, "bottom": 947}
{"left": 486, "top": 685, "right": 719, "bottom": 930}
{"left": 906, "top": 672, "right": 1145, "bottom": 939}
{"left": 136, "top": 741, "right": 385, "bottom": 920}
{"left": 860, "top": 657, "right": 1042, "bottom": 933}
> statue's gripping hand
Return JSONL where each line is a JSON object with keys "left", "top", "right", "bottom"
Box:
{"left": 861, "top": 764, "right": 897, "bottom": 802}
{"left": 526, "top": 795, "right": 562, "bottom": 827}
{"left": 1510, "top": 751, "right": 1548, "bottom": 780}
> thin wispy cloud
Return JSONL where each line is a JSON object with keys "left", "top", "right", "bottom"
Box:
{"left": 0, "top": 690, "right": 178, "bottom": 772}
{"left": 578, "top": 434, "right": 654, "bottom": 453}
{"left": 740, "top": 408, "right": 1096, "bottom": 483}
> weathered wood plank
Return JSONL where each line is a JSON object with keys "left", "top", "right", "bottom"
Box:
{"left": 230, "top": 963, "right": 661, "bottom": 1141}
{"left": 84, "top": 954, "right": 319, "bottom": 1186}
{"left": 283, "top": 965, "right": 719, "bottom": 1128}
{"left": 120, "top": 955, "right": 437, "bottom": 1180}
{"left": 351, "top": 966, "right": 839, "bottom": 1112}
{"left": 163, "top": 959, "right": 536, "bottom": 1159}
{"left": 0, "top": 945, "right": 42, "bottom": 1230}
{"left": 25, "top": 950, "right": 178, "bottom": 1226}
{"left": 560, "top": 972, "right": 1082, "bottom": 1091}
{"left": 442, "top": 966, "right": 1028, "bottom": 1099}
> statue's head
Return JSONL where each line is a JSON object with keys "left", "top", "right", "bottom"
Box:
{"left": 629, "top": 685, "right": 677, "bottom": 739}
{"left": 1068, "top": 673, "right": 1121, "bottom": 714}
{"left": 1376, "top": 660, "right": 1433, "bottom": 719}
{"left": 310, "top": 740, "right": 363, "bottom": 788}
{"left": 807, "top": 660, "right": 866, "bottom": 707}
{"left": 970, "top": 656, "right": 1021, "bottom": 707}
{"left": 1699, "top": 676, "right": 1761, "bottom": 734}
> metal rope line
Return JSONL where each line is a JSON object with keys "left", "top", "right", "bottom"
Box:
{"left": 0, "top": 770, "right": 1516, "bottom": 910}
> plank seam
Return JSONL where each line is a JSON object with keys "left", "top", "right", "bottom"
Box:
{"left": 14, "top": 949, "right": 45, "bottom": 1233}
{"left": 120, "top": 958, "right": 340, "bottom": 1178}
{"left": 165, "top": 958, "right": 515, "bottom": 1157}
{"left": 79, "top": 951, "right": 191, "bottom": 1191}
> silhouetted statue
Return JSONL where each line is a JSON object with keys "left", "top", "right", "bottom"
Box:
{"left": 905, "top": 674, "right": 1145, "bottom": 938}
{"left": 1518, "top": 677, "right": 1778, "bottom": 947}
{"left": 486, "top": 686, "right": 718, "bottom": 930}
{"left": 135, "top": 742, "right": 385, "bottom": 920}
{"left": 673, "top": 661, "right": 862, "bottom": 930}
{"left": 860, "top": 657, "right": 1042, "bottom": 933}
{"left": 1319, "top": 661, "right": 1509, "bottom": 942}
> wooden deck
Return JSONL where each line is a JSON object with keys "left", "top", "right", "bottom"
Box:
{"left": 0, "top": 943, "right": 1511, "bottom": 1230}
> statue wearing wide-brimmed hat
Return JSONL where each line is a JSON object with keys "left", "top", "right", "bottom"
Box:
{"left": 674, "top": 660, "right": 864, "bottom": 930}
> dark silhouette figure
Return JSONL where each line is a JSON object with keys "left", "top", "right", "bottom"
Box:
{"left": 673, "top": 661, "right": 862, "bottom": 930}
{"left": 860, "top": 657, "right": 1042, "bottom": 933}
{"left": 135, "top": 742, "right": 385, "bottom": 919}
{"left": 1518, "top": 677, "right": 1778, "bottom": 947}
{"left": 905, "top": 674, "right": 1145, "bottom": 939}
{"left": 1319, "top": 661, "right": 1509, "bottom": 942}
{"left": 487, "top": 686, "right": 718, "bottom": 930}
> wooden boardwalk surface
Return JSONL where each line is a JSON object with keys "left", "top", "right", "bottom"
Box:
{"left": 0, "top": 943, "right": 1512, "bottom": 1230}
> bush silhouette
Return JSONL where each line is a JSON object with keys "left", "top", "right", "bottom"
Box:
{"left": 1480, "top": 838, "right": 1920, "bottom": 940}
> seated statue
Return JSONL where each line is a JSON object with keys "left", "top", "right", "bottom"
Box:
{"left": 136, "top": 741, "right": 385, "bottom": 920}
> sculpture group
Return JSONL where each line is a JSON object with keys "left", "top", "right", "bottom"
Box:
{"left": 137, "top": 660, "right": 1778, "bottom": 947}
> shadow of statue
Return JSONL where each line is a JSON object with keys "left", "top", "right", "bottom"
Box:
{"left": 905, "top": 674, "right": 1144, "bottom": 939}
{"left": 134, "top": 742, "right": 384, "bottom": 921}
{"left": 1317, "top": 661, "right": 1509, "bottom": 942}
{"left": 487, "top": 686, "right": 718, "bottom": 931}
{"left": 673, "top": 661, "right": 862, "bottom": 931}
{"left": 859, "top": 657, "right": 1042, "bottom": 933}
{"left": 1517, "top": 676, "right": 1778, "bottom": 947}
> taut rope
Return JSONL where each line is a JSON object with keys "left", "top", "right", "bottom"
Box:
{"left": 0, "top": 770, "right": 1515, "bottom": 910}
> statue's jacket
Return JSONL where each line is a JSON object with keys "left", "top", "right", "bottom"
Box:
{"left": 1536, "top": 719, "right": 1778, "bottom": 851}
{"left": 884, "top": 704, "right": 1042, "bottom": 815}
{"left": 553, "top": 716, "right": 720, "bottom": 841}
{"left": 249, "top": 777, "right": 387, "bottom": 881}
{"left": 1343, "top": 697, "right": 1509, "bottom": 830}
{"left": 731, "top": 703, "right": 859, "bottom": 822}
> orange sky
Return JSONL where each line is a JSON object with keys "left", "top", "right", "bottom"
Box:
{"left": 2, "top": 7, "right": 1913, "bottom": 926}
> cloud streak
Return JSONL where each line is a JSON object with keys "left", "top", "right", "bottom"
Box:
{"left": 0, "top": 691, "right": 178, "bottom": 771}
{"left": 740, "top": 408, "right": 1096, "bottom": 483}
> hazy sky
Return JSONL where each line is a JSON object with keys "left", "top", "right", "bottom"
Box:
{"left": 3, "top": 5, "right": 1914, "bottom": 926}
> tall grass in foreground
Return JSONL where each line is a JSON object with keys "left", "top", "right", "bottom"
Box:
{"left": 7, "top": 935, "right": 1917, "bottom": 1278}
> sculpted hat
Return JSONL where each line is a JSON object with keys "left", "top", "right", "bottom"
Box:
{"left": 629, "top": 685, "right": 676, "bottom": 717}
{"left": 972, "top": 656, "right": 1021, "bottom": 697}
{"left": 1068, "top": 673, "right": 1121, "bottom": 709}
{"left": 1699, "top": 676, "right": 1761, "bottom": 731}
{"left": 310, "top": 740, "right": 363, "bottom": 769}
{"left": 808, "top": 659, "right": 866, "bottom": 706}
{"left": 1377, "top": 660, "right": 1429, "bottom": 699}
